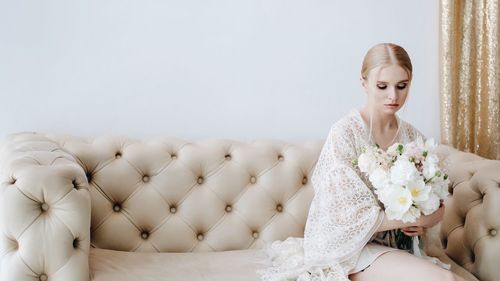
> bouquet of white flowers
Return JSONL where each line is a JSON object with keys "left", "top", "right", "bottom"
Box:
{"left": 353, "top": 137, "right": 451, "bottom": 265}
{"left": 354, "top": 136, "right": 449, "bottom": 223}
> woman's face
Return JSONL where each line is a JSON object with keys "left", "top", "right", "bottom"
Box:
{"left": 361, "top": 64, "right": 410, "bottom": 115}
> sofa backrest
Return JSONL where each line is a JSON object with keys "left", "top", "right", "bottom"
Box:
{"left": 47, "top": 135, "right": 323, "bottom": 252}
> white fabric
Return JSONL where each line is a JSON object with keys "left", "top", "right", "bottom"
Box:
{"left": 256, "top": 108, "right": 431, "bottom": 281}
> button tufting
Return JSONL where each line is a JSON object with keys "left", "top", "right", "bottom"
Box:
{"left": 197, "top": 234, "right": 204, "bottom": 241}
{"left": 141, "top": 232, "right": 149, "bottom": 239}
{"left": 302, "top": 176, "right": 308, "bottom": 185}
{"left": 490, "top": 229, "right": 497, "bottom": 236}
{"left": 73, "top": 238, "right": 79, "bottom": 249}
{"left": 225, "top": 205, "right": 232, "bottom": 212}
{"left": 171, "top": 153, "right": 177, "bottom": 160}
{"left": 113, "top": 204, "right": 121, "bottom": 212}
{"left": 276, "top": 204, "right": 283, "bottom": 212}
{"left": 39, "top": 274, "right": 47, "bottom": 281}
{"left": 225, "top": 154, "right": 231, "bottom": 160}
{"left": 197, "top": 176, "right": 204, "bottom": 184}
{"left": 250, "top": 176, "right": 256, "bottom": 184}
{"left": 278, "top": 155, "right": 284, "bottom": 161}
{"left": 10, "top": 177, "right": 17, "bottom": 184}
{"left": 86, "top": 172, "right": 93, "bottom": 182}
{"left": 170, "top": 206, "right": 177, "bottom": 213}
{"left": 252, "top": 231, "right": 259, "bottom": 239}
{"left": 72, "top": 179, "right": 78, "bottom": 189}
{"left": 142, "top": 175, "right": 150, "bottom": 183}
{"left": 115, "top": 152, "right": 122, "bottom": 159}
{"left": 41, "top": 203, "right": 49, "bottom": 212}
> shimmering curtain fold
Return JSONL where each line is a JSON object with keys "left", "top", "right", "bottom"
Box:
{"left": 440, "top": 0, "right": 500, "bottom": 159}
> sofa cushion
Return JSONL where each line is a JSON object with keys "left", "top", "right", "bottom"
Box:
{"left": 89, "top": 247, "right": 267, "bottom": 281}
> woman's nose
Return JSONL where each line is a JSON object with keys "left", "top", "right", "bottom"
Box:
{"left": 388, "top": 87, "right": 397, "bottom": 100}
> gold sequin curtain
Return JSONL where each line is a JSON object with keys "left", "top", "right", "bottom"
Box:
{"left": 439, "top": 0, "right": 500, "bottom": 160}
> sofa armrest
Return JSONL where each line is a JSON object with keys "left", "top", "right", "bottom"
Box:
{"left": 0, "top": 133, "right": 91, "bottom": 281}
{"left": 429, "top": 145, "right": 500, "bottom": 281}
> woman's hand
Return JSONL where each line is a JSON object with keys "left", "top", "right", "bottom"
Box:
{"left": 416, "top": 200, "right": 445, "bottom": 228}
{"left": 401, "top": 226, "right": 424, "bottom": 236}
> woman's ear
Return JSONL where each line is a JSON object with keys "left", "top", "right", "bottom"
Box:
{"left": 360, "top": 77, "right": 368, "bottom": 93}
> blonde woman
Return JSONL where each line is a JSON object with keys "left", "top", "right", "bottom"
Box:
{"left": 257, "top": 43, "right": 466, "bottom": 281}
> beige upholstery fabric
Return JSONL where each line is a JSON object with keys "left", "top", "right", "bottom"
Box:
{"left": 89, "top": 248, "right": 266, "bottom": 281}
{"left": 0, "top": 132, "right": 498, "bottom": 281}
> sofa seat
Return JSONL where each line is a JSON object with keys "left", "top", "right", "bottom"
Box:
{"left": 90, "top": 248, "right": 267, "bottom": 281}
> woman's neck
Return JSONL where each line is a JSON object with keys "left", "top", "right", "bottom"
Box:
{"left": 359, "top": 106, "right": 398, "bottom": 132}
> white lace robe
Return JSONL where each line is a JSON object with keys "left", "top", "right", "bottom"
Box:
{"left": 257, "top": 109, "right": 427, "bottom": 281}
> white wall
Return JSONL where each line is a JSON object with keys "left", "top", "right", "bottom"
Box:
{"left": 0, "top": 0, "right": 439, "bottom": 142}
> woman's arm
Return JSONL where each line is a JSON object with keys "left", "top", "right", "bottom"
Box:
{"left": 376, "top": 202, "right": 445, "bottom": 232}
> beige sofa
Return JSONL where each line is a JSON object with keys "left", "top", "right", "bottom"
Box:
{"left": 0, "top": 133, "right": 498, "bottom": 281}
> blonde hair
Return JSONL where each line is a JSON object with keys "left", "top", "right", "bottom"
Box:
{"left": 361, "top": 43, "right": 413, "bottom": 81}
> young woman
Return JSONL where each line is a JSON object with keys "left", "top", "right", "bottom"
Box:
{"left": 257, "top": 43, "right": 466, "bottom": 281}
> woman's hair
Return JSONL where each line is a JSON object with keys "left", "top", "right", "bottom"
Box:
{"left": 361, "top": 43, "right": 413, "bottom": 81}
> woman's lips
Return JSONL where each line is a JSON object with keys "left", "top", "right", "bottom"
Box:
{"left": 385, "top": 104, "right": 399, "bottom": 107}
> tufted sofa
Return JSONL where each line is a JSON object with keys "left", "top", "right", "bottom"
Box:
{"left": 0, "top": 132, "right": 498, "bottom": 281}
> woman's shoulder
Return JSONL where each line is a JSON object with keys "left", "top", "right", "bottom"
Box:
{"left": 329, "top": 109, "right": 363, "bottom": 133}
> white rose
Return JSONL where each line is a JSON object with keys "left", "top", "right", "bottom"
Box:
{"left": 390, "top": 159, "right": 420, "bottom": 186}
{"left": 423, "top": 157, "right": 439, "bottom": 180}
{"left": 415, "top": 192, "right": 440, "bottom": 215}
{"left": 424, "top": 138, "right": 438, "bottom": 152}
{"left": 369, "top": 168, "right": 389, "bottom": 190}
{"left": 358, "top": 152, "right": 377, "bottom": 174}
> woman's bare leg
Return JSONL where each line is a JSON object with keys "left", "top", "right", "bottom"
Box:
{"left": 349, "top": 250, "right": 467, "bottom": 281}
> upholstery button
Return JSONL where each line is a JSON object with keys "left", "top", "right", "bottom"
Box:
{"left": 113, "top": 204, "right": 121, "bottom": 212}
{"left": 86, "top": 172, "right": 93, "bottom": 182}
{"left": 171, "top": 153, "right": 177, "bottom": 160}
{"left": 225, "top": 205, "right": 232, "bottom": 212}
{"left": 197, "top": 176, "right": 204, "bottom": 184}
{"left": 250, "top": 176, "right": 256, "bottom": 184}
{"left": 197, "top": 234, "right": 204, "bottom": 241}
{"left": 276, "top": 204, "right": 283, "bottom": 212}
{"left": 39, "top": 274, "right": 47, "bottom": 281}
{"left": 142, "top": 175, "right": 150, "bottom": 183}
{"left": 141, "top": 232, "right": 149, "bottom": 239}
{"left": 115, "top": 152, "right": 122, "bottom": 159}
{"left": 225, "top": 154, "right": 231, "bottom": 160}
{"left": 490, "top": 229, "right": 497, "bottom": 236}
{"left": 10, "top": 177, "right": 17, "bottom": 184}
{"left": 41, "top": 203, "right": 49, "bottom": 212}
{"left": 73, "top": 238, "right": 79, "bottom": 249}
{"left": 278, "top": 155, "right": 284, "bottom": 161}
{"left": 72, "top": 179, "right": 79, "bottom": 189}
{"left": 302, "top": 176, "right": 308, "bottom": 185}
{"left": 170, "top": 206, "right": 177, "bottom": 213}
{"left": 252, "top": 231, "right": 259, "bottom": 239}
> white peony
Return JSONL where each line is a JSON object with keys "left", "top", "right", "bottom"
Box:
{"left": 390, "top": 159, "right": 420, "bottom": 186}
{"left": 415, "top": 192, "right": 440, "bottom": 215}
{"left": 406, "top": 180, "right": 431, "bottom": 202}
{"left": 382, "top": 185, "right": 413, "bottom": 221}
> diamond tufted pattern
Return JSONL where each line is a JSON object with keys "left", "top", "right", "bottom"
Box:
{"left": 0, "top": 132, "right": 498, "bottom": 281}
{"left": 27, "top": 133, "right": 322, "bottom": 254}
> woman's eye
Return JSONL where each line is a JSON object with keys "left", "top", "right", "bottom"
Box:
{"left": 377, "top": 85, "right": 387, "bottom": 90}
{"left": 397, "top": 84, "right": 407, "bottom": 90}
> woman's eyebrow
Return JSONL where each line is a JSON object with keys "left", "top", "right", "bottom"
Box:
{"left": 376, "top": 80, "right": 409, "bottom": 83}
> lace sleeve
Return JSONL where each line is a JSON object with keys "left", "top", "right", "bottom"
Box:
{"left": 303, "top": 122, "right": 384, "bottom": 267}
